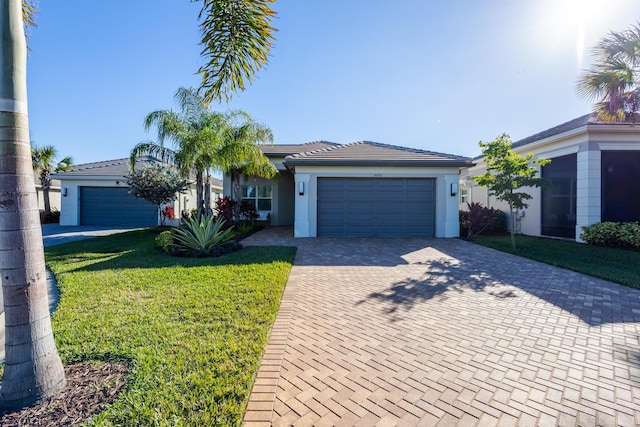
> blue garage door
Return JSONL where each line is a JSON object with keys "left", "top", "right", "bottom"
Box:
{"left": 317, "top": 178, "right": 435, "bottom": 237}
{"left": 80, "top": 187, "right": 157, "bottom": 227}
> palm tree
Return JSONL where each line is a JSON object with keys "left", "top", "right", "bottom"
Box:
{"left": 31, "top": 144, "right": 73, "bottom": 213}
{"left": 131, "top": 87, "right": 227, "bottom": 214}
{"left": 197, "top": 0, "right": 277, "bottom": 104}
{"left": 215, "top": 111, "right": 277, "bottom": 205}
{"left": 0, "top": 0, "right": 66, "bottom": 408}
{"left": 577, "top": 22, "right": 640, "bottom": 122}
{"left": 132, "top": 89, "right": 277, "bottom": 215}
{"left": 3, "top": 0, "right": 276, "bottom": 410}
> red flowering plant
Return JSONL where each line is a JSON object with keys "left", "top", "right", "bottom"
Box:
{"left": 161, "top": 205, "right": 175, "bottom": 224}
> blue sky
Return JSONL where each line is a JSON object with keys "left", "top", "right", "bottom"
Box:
{"left": 27, "top": 0, "right": 640, "bottom": 165}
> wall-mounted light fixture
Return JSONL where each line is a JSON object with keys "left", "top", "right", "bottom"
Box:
{"left": 450, "top": 182, "right": 458, "bottom": 197}
{"left": 298, "top": 182, "right": 305, "bottom": 196}
{"left": 62, "top": 188, "right": 68, "bottom": 197}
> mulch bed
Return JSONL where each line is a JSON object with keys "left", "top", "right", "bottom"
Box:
{"left": 0, "top": 360, "right": 129, "bottom": 426}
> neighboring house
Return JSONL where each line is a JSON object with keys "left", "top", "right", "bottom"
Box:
{"left": 223, "top": 141, "right": 473, "bottom": 237}
{"left": 460, "top": 113, "right": 640, "bottom": 242}
{"left": 34, "top": 173, "right": 61, "bottom": 212}
{"left": 55, "top": 157, "right": 222, "bottom": 227}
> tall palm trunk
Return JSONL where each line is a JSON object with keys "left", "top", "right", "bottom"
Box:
{"left": 204, "top": 170, "right": 211, "bottom": 214}
{"left": 0, "top": 0, "right": 66, "bottom": 408}
{"left": 231, "top": 170, "right": 242, "bottom": 220}
{"left": 39, "top": 170, "right": 52, "bottom": 213}
{"left": 195, "top": 172, "right": 204, "bottom": 215}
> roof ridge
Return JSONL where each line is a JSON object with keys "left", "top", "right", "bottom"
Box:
{"left": 69, "top": 156, "right": 157, "bottom": 172}
{"left": 512, "top": 113, "right": 596, "bottom": 148}
{"left": 285, "top": 142, "right": 357, "bottom": 158}
{"left": 357, "top": 140, "right": 470, "bottom": 161}
{"left": 303, "top": 140, "right": 340, "bottom": 146}
{"left": 267, "top": 140, "right": 340, "bottom": 147}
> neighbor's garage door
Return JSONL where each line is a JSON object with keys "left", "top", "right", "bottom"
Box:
{"left": 80, "top": 187, "right": 157, "bottom": 227}
{"left": 317, "top": 178, "right": 435, "bottom": 237}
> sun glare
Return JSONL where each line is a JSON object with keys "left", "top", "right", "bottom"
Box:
{"left": 536, "top": 0, "right": 613, "bottom": 69}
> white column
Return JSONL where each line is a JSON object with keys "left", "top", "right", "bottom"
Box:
{"left": 294, "top": 174, "right": 311, "bottom": 237}
{"left": 443, "top": 174, "right": 460, "bottom": 238}
{"left": 576, "top": 143, "right": 601, "bottom": 242}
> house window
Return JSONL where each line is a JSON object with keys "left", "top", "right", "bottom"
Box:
{"left": 460, "top": 188, "right": 468, "bottom": 205}
{"left": 242, "top": 185, "right": 272, "bottom": 211}
{"left": 541, "top": 153, "right": 577, "bottom": 239}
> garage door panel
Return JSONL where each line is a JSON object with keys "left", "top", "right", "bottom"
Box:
{"left": 317, "top": 178, "right": 435, "bottom": 237}
{"left": 347, "top": 201, "right": 374, "bottom": 210}
{"left": 346, "top": 192, "right": 373, "bottom": 202}
{"left": 377, "top": 190, "right": 403, "bottom": 200}
{"left": 80, "top": 187, "right": 157, "bottom": 227}
{"left": 319, "top": 201, "right": 347, "bottom": 211}
{"left": 407, "top": 179, "right": 434, "bottom": 188}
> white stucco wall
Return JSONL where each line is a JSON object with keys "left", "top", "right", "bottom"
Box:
{"left": 293, "top": 165, "right": 462, "bottom": 238}
{"left": 36, "top": 186, "right": 61, "bottom": 211}
{"left": 461, "top": 123, "right": 640, "bottom": 241}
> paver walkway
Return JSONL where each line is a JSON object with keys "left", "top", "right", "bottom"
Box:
{"left": 242, "top": 228, "right": 640, "bottom": 426}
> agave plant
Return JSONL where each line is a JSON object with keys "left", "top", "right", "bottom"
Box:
{"left": 173, "top": 213, "right": 235, "bottom": 255}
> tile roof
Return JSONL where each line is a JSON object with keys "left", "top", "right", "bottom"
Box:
{"left": 53, "top": 157, "right": 223, "bottom": 187}
{"left": 511, "top": 112, "right": 640, "bottom": 150}
{"left": 284, "top": 141, "right": 472, "bottom": 167}
{"left": 53, "top": 157, "right": 151, "bottom": 177}
{"left": 511, "top": 113, "right": 596, "bottom": 149}
{"left": 260, "top": 141, "right": 340, "bottom": 157}
{"left": 469, "top": 113, "right": 638, "bottom": 160}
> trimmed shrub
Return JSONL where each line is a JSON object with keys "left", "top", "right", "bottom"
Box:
{"left": 40, "top": 209, "right": 61, "bottom": 224}
{"left": 459, "top": 202, "right": 506, "bottom": 239}
{"left": 581, "top": 222, "right": 640, "bottom": 250}
{"left": 155, "top": 230, "right": 175, "bottom": 252}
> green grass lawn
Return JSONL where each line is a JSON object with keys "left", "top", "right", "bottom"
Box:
{"left": 44, "top": 228, "right": 296, "bottom": 426}
{"left": 473, "top": 234, "right": 640, "bottom": 289}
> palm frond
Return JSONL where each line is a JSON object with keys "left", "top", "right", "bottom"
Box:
{"left": 56, "top": 156, "right": 74, "bottom": 172}
{"left": 22, "top": 0, "right": 38, "bottom": 42}
{"left": 597, "top": 22, "right": 640, "bottom": 66}
{"left": 196, "top": 0, "right": 277, "bottom": 103}
{"left": 130, "top": 142, "right": 177, "bottom": 171}
{"left": 31, "top": 144, "right": 57, "bottom": 170}
{"left": 578, "top": 22, "right": 640, "bottom": 121}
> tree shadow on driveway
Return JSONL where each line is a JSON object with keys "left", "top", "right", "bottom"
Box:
{"left": 359, "top": 242, "right": 640, "bottom": 328}
{"left": 361, "top": 258, "right": 516, "bottom": 315}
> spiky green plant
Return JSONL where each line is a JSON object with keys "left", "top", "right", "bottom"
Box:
{"left": 173, "top": 214, "right": 234, "bottom": 255}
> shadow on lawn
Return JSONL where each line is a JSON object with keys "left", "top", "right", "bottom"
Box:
{"left": 52, "top": 245, "right": 296, "bottom": 274}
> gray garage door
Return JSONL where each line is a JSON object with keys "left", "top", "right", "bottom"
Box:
{"left": 317, "top": 178, "right": 435, "bottom": 237}
{"left": 80, "top": 187, "right": 157, "bottom": 227}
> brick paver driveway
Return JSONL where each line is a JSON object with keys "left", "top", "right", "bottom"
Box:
{"left": 242, "top": 228, "right": 640, "bottom": 426}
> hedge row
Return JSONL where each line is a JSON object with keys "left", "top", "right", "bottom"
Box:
{"left": 581, "top": 222, "right": 640, "bottom": 250}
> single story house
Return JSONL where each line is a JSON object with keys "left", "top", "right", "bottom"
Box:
{"left": 55, "top": 157, "right": 222, "bottom": 227}
{"left": 223, "top": 141, "right": 473, "bottom": 237}
{"left": 460, "top": 113, "right": 640, "bottom": 241}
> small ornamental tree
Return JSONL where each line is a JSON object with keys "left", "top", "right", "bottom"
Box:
{"left": 127, "top": 164, "right": 190, "bottom": 225}
{"left": 472, "top": 133, "right": 550, "bottom": 249}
